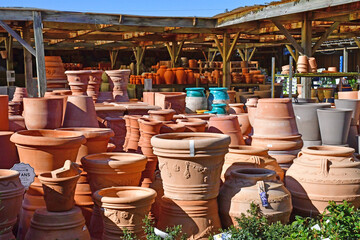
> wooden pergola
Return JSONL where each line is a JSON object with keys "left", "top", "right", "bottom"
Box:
{"left": 0, "top": 0, "right": 359, "bottom": 97}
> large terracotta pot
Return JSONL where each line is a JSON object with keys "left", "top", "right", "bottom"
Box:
{"left": 148, "top": 109, "right": 176, "bottom": 121}
{"left": 0, "top": 170, "right": 25, "bottom": 240}
{"left": 208, "top": 115, "right": 245, "bottom": 146}
{"left": 65, "top": 70, "right": 91, "bottom": 95}
{"left": 155, "top": 92, "right": 186, "bottom": 114}
{"left": 222, "top": 146, "right": 284, "bottom": 181}
{"left": 63, "top": 95, "right": 99, "bottom": 127}
{"left": 230, "top": 113, "right": 251, "bottom": 136}
{"left": 164, "top": 69, "right": 174, "bottom": 84}
{"left": 93, "top": 186, "right": 156, "bottom": 239}
{"left": 0, "top": 131, "right": 19, "bottom": 168}
{"left": 219, "top": 168, "right": 292, "bottom": 228}
{"left": 175, "top": 67, "right": 187, "bottom": 84}
{"left": 158, "top": 197, "right": 222, "bottom": 239}
{"left": 23, "top": 97, "right": 63, "bottom": 130}
{"left": 25, "top": 207, "right": 90, "bottom": 240}
{"left": 151, "top": 132, "right": 230, "bottom": 200}
{"left": 229, "top": 103, "right": 245, "bottom": 114}
{"left": 0, "top": 95, "right": 9, "bottom": 130}
{"left": 176, "top": 118, "right": 207, "bottom": 132}
{"left": 286, "top": 145, "right": 360, "bottom": 216}
{"left": 157, "top": 65, "right": 167, "bottom": 83}
{"left": 105, "top": 70, "right": 130, "bottom": 102}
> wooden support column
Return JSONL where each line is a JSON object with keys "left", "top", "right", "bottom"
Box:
{"left": 110, "top": 50, "right": 119, "bottom": 69}
{"left": 285, "top": 45, "right": 297, "bottom": 63}
{"left": 272, "top": 19, "right": 304, "bottom": 54}
{"left": 132, "top": 46, "right": 145, "bottom": 75}
{"left": 165, "top": 40, "right": 184, "bottom": 68}
{"left": 311, "top": 22, "right": 340, "bottom": 55}
{"left": 248, "top": 47, "right": 257, "bottom": 61}
{"left": 4, "top": 35, "right": 13, "bottom": 71}
{"left": 237, "top": 48, "right": 245, "bottom": 61}
{"left": 301, "top": 13, "right": 312, "bottom": 99}
{"left": 33, "top": 11, "right": 46, "bottom": 97}
{"left": 22, "top": 24, "right": 36, "bottom": 97}
{"left": 353, "top": 37, "right": 360, "bottom": 48}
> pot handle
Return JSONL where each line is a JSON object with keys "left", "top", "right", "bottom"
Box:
{"left": 297, "top": 151, "right": 303, "bottom": 158}
{"left": 250, "top": 156, "right": 261, "bottom": 166}
{"left": 320, "top": 158, "right": 329, "bottom": 176}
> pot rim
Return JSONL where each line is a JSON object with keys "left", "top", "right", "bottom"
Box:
{"left": 301, "top": 145, "right": 354, "bottom": 156}
{"left": 0, "top": 169, "right": 20, "bottom": 180}
{"left": 64, "top": 70, "right": 91, "bottom": 75}
{"left": 57, "top": 127, "right": 114, "bottom": 139}
{"left": 81, "top": 152, "right": 147, "bottom": 167}
{"left": 317, "top": 108, "right": 353, "bottom": 113}
{"left": 23, "top": 97, "right": 63, "bottom": 102}
{"left": 258, "top": 98, "right": 291, "bottom": 104}
{"left": 209, "top": 115, "right": 237, "bottom": 121}
{"left": 93, "top": 186, "right": 156, "bottom": 204}
{"left": 0, "top": 131, "right": 14, "bottom": 136}
{"left": 230, "top": 168, "right": 276, "bottom": 179}
{"left": 229, "top": 103, "right": 245, "bottom": 107}
{"left": 138, "top": 118, "right": 163, "bottom": 126}
{"left": 228, "top": 145, "right": 269, "bottom": 155}
{"left": 38, "top": 171, "right": 81, "bottom": 182}
{"left": 148, "top": 109, "right": 176, "bottom": 115}
{"left": 90, "top": 70, "right": 104, "bottom": 73}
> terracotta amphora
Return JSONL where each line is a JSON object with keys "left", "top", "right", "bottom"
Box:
{"left": 222, "top": 146, "right": 284, "bottom": 181}
{"left": 0, "top": 170, "right": 25, "bottom": 240}
{"left": 151, "top": 132, "right": 230, "bottom": 200}
{"left": 93, "top": 187, "right": 156, "bottom": 239}
{"left": 63, "top": 95, "right": 99, "bottom": 127}
{"left": 176, "top": 67, "right": 187, "bottom": 84}
{"left": 0, "top": 95, "right": 9, "bottom": 130}
{"left": 157, "top": 65, "right": 167, "bottom": 83}
{"left": 25, "top": 207, "right": 90, "bottom": 240}
{"left": 208, "top": 115, "right": 245, "bottom": 146}
{"left": 219, "top": 168, "right": 292, "bottom": 228}
{"left": 158, "top": 197, "right": 222, "bottom": 240}
{"left": 148, "top": 109, "right": 176, "bottom": 121}
{"left": 0, "top": 131, "right": 19, "bottom": 169}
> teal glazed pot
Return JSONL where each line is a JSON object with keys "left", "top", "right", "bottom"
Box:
{"left": 185, "top": 88, "right": 207, "bottom": 113}
{"left": 205, "top": 103, "right": 227, "bottom": 115}
{"left": 208, "top": 88, "right": 229, "bottom": 110}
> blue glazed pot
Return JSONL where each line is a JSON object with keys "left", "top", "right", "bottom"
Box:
{"left": 185, "top": 88, "right": 206, "bottom": 98}
{"left": 208, "top": 87, "right": 229, "bottom": 110}
{"left": 205, "top": 103, "right": 227, "bottom": 115}
{"left": 185, "top": 87, "right": 207, "bottom": 113}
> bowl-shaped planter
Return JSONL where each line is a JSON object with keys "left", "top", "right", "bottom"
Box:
{"left": 148, "top": 109, "right": 176, "bottom": 121}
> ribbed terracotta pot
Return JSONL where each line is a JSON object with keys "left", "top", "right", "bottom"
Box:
{"left": 65, "top": 70, "right": 91, "bottom": 96}
{"left": 0, "top": 170, "right": 25, "bottom": 240}
{"left": 23, "top": 97, "right": 63, "bottom": 130}
{"left": 105, "top": 70, "right": 130, "bottom": 102}
{"left": 219, "top": 168, "right": 292, "bottom": 228}
{"left": 93, "top": 186, "right": 156, "bottom": 239}
{"left": 229, "top": 103, "right": 245, "bottom": 114}
{"left": 151, "top": 132, "right": 230, "bottom": 200}
{"left": 222, "top": 145, "right": 284, "bottom": 181}
{"left": 160, "top": 123, "right": 186, "bottom": 133}
{"left": 127, "top": 115, "right": 142, "bottom": 152}
{"left": 176, "top": 118, "right": 207, "bottom": 132}
{"left": 286, "top": 145, "right": 360, "bottom": 216}
{"left": 158, "top": 197, "right": 222, "bottom": 239}
{"left": 0, "top": 131, "right": 19, "bottom": 169}
{"left": 63, "top": 95, "right": 99, "bottom": 127}
{"left": 208, "top": 115, "right": 245, "bottom": 146}
{"left": 25, "top": 207, "right": 90, "bottom": 240}
{"left": 148, "top": 109, "right": 176, "bottom": 121}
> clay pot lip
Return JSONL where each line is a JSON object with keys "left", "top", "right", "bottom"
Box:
{"left": 0, "top": 169, "right": 19, "bottom": 180}
{"left": 128, "top": 115, "right": 143, "bottom": 120}
{"left": 56, "top": 127, "right": 115, "bottom": 139}
{"left": 23, "top": 97, "right": 63, "bottom": 102}
{"left": 64, "top": 70, "right": 92, "bottom": 75}
{"left": 209, "top": 115, "right": 238, "bottom": 121}
{"left": 229, "top": 103, "right": 244, "bottom": 107}
{"left": 230, "top": 113, "right": 248, "bottom": 117}
{"left": 81, "top": 152, "right": 147, "bottom": 166}
{"left": 335, "top": 99, "right": 360, "bottom": 103}
{"left": 301, "top": 145, "right": 355, "bottom": 156}
{"left": 317, "top": 108, "right": 353, "bottom": 113}
{"left": 258, "top": 98, "right": 291, "bottom": 104}
{"left": 105, "top": 69, "right": 131, "bottom": 74}
{"left": 292, "top": 103, "right": 332, "bottom": 108}
{"left": 228, "top": 145, "right": 269, "bottom": 154}
{"left": 0, "top": 131, "right": 14, "bottom": 136}
{"left": 252, "top": 134, "right": 302, "bottom": 140}
{"left": 151, "top": 132, "right": 230, "bottom": 150}
{"left": 230, "top": 168, "right": 276, "bottom": 179}
{"left": 209, "top": 87, "right": 228, "bottom": 91}
{"left": 10, "top": 129, "right": 86, "bottom": 146}
{"left": 138, "top": 118, "right": 163, "bottom": 126}
{"left": 90, "top": 70, "right": 104, "bottom": 73}
{"left": 68, "top": 82, "right": 87, "bottom": 86}
{"left": 38, "top": 171, "right": 81, "bottom": 182}
{"left": 148, "top": 109, "right": 176, "bottom": 115}
{"left": 93, "top": 186, "right": 156, "bottom": 204}
{"left": 163, "top": 123, "right": 185, "bottom": 129}
{"left": 185, "top": 87, "right": 205, "bottom": 91}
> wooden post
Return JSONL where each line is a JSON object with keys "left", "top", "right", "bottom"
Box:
{"left": 222, "top": 33, "right": 230, "bottom": 88}
{"left": 110, "top": 50, "right": 119, "bottom": 70}
{"left": 22, "top": 24, "right": 36, "bottom": 97}
{"left": 237, "top": 49, "right": 245, "bottom": 61}
{"left": 248, "top": 47, "right": 257, "bottom": 61}
{"left": 343, "top": 47, "right": 348, "bottom": 72}
{"left": 301, "top": 13, "right": 312, "bottom": 99}
{"left": 33, "top": 11, "right": 46, "bottom": 97}
{"left": 165, "top": 41, "right": 184, "bottom": 68}
{"left": 289, "top": 55, "right": 293, "bottom": 98}
{"left": 132, "top": 46, "right": 145, "bottom": 75}
{"left": 271, "top": 57, "right": 275, "bottom": 98}
{"left": 4, "top": 35, "right": 13, "bottom": 71}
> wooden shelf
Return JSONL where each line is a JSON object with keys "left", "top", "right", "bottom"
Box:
{"left": 276, "top": 72, "right": 360, "bottom": 77}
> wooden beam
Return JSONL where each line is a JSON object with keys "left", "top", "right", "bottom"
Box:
{"left": 110, "top": 50, "right": 118, "bottom": 69}
{"left": 213, "top": 35, "right": 223, "bottom": 58}
{"left": 33, "top": 11, "right": 46, "bottom": 97}
{"left": 226, "top": 32, "right": 240, "bottom": 62}
{"left": 237, "top": 48, "right": 245, "bottom": 61}
{"left": 132, "top": 46, "right": 145, "bottom": 75}
{"left": 311, "top": 22, "right": 340, "bottom": 55}
{"left": 222, "top": 33, "right": 231, "bottom": 88}
{"left": 353, "top": 37, "right": 360, "bottom": 48}
{"left": 244, "top": 48, "right": 248, "bottom": 61}
{"left": 4, "top": 35, "right": 13, "bottom": 71}
{"left": 272, "top": 20, "right": 304, "bottom": 54}
{"left": 248, "top": 47, "right": 256, "bottom": 61}
{"left": 22, "top": 24, "right": 35, "bottom": 97}
{"left": 174, "top": 40, "right": 184, "bottom": 64}
{"left": 301, "top": 13, "right": 312, "bottom": 57}
{"left": 0, "top": 20, "right": 36, "bottom": 56}
{"left": 285, "top": 44, "right": 297, "bottom": 62}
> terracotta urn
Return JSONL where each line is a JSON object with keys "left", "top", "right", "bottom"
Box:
{"left": 155, "top": 92, "right": 186, "bottom": 114}
{"left": 105, "top": 70, "right": 130, "bottom": 102}
{"left": 338, "top": 91, "right": 358, "bottom": 99}
{"left": 87, "top": 70, "right": 103, "bottom": 102}
{"left": 23, "top": 97, "right": 63, "bottom": 130}
{"left": 65, "top": 70, "right": 91, "bottom": 95}
{"left": 0, "top": 131, "right": 19, "bottom": 169}
{"left": 164, "top": 69, "right": 174, "bottom": 84}
{"left": 176, "top": 118, "right": 207, "bottom": 132}
{"left": 208, "top": 115, "right": 245, "bottom": 146}
{"left": 148, "top": 109, "right": 176, "bottom": 121}
{"left": 229, "top": 103, "right": 245, "bottom": 114}
{"left": 0, "top": 95, "right": 9, "bottom": 130}
{"left": 286, "top": 145, "right": 360, "bottom": 216}
{"left": 158, "top": 197, "right": 222, "bottom": 239}
{"left": 157, "top": 65, "right": 167, "bottom": 83}
{"left": 25, "top": 207, "right": 90, "bottom": 240}
{"left": 0, "top": 170, "right": 25, "bottom": 240}
{"left": 93, "top": 186, "right": 156, "bottom": 239}
{"left": 186, "top": 70, "right": 195, "bottom": 84}
{"left": 63, "top": 95, "right": 99, "bottom": 127}
{"left": 230, "top": 113, "right": 251, "bottom": 136}
{"left": 222, "top": 146, "right": 284, "bottom": 181}
{"left": 219, "top": 168, "right": 292, "bottom": 228}
{"left": 175, "top": 67, "right": 187, "bottom": 84}
{"left": 151, "top": 132, "right": 230, "bottom": 200}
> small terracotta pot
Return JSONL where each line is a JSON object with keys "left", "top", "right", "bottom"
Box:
{"left": 229, "top": 103, "right": 245, "bottom": 114}
{"left": 176, "top": 67, "right": 187, "bottom": 84}
{"left": 230, "top": 113, "right": 251, "bottom": 136}
{"left": 148, "top": 109, "right": 176, "bottom": 121}
{"left": 176, "top": 118, "right": 207, "bottom": 132}
{"left": 0, "top": 131, "right": 19, "bottom": 168}
{"left": 160, "top": 123, "right": 186, "bottom": 133}
{"left": 38, "top": 171, "right": 81, "bottom": 212}
{"left": 93, "top": 186, "right": 156, "bottom": 239}
{"left": 208, "top": 115, "right": 245, "bottom": 146}
{"left": 63, "top": 95, "right": 99, "bottom": 127}
{"left": 25, "top": 207, "right": 90, "bottom": 240}
{"left": 127, "top": 115, "right": 142, "bottom": 152}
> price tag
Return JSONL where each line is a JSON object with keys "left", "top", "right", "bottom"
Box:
{"left": 11, "top": 163, "right": 35, "bottom": 190}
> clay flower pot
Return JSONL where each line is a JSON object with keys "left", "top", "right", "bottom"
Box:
{"left": 317, "top": 108, "right": 352, "bottom": 146}
{"left": 0, "top": 170, "right": 25, "bottom": 240}
{"left": 63, "top": 95, "right": 99, "bottom": 127}
{"left": 286, "top": 145, "right": 360, "bottom": 216}
{"left": 105, "top": 70, "right": 130, "bottom": 102}
{"left": 151, "top": 132, "right": 230, "bottom": 200}
{"left": 175, "top": 67, "right": 187, "bottom": 84}
{"left": 176, "top": 118, "right": 207, "bottom": 132}
{"left": 38, "top": 171, "right": 81, "bottom": 212}
{"left": 155, "top": 92, "right": 186, "bottom": 114}
{"left": 0, "top": 131, "right": 19, "bottom": 169}
{"left": 148, "top": 109, "right": 176, "bottom": 121}
{"left": 93, "top": 186, "right": 156, "bottom": 239}
{"left": 208, "top": 115, "right": 245, "bottom": 146}
{"left": 219, "top": 168, "right": 292, "bottom": 227}
{"left": 65, "top": 70, "right": 91, "bottom": 96}
{"left": 25, "top": 207, "right": 90, "bottom": 240}
{"left": 23, "top": 97, "right": 63, "bottom": 130}
{"left": 157, "top": 65, "right": 167, "bottom": 83}
{"left": 160, "top": 123, "right": 186, "bottom": 133}
{"left": 158, "top": 197, "right": 222, "bottom": 239}
{"left": 227, "top": 90, "right": 236, "bottom": 103}
{"left": 229, "top": 103, "right": 245, "bottom": 114}
{"left": 230, "top": 113, "right": 251, "bottom": 136}
{"left": 127, "top": 115, "right": 142, "bottom": 152}
{"left": 0, "top": 95, "right": 9, "bottom": 130}
{"left": 222, "top": 145, "right": 284, "bottom": 181}
{"left": 338, "top": 91, "right": 358, "bottom": 99}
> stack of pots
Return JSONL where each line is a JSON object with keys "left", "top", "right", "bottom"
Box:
{"left": 12, "top": 87, "right": 28, "bottom": 113}
{"left": 297, "top": 56, "right": 308, "bottom": 73}
{"left": 207, "top": 115, "right": 245, "bottom": 146}
{"left": 308, "top": 57, "right": 317, "bottom": 73}
{"left": 65, "top": 70, "right": 91, "bottom": 95}
{"left": 87, "top": 70, "right": 103, "bottom": 103}
{"left": 185, "top": 87, "right": 207, "bottom": 113}
{"left": 151, "top": 132, "right": 230, "bottom": 239}
{"left": 45, "top": 56, "right": 68, "bottom": 89}
{"left": 292, "top": 103, "right": 331, "bottom": 147}
{"left": 105, "top": 69, "right": 130, "bottom": 102}
{"left": 251, "top": 98, "right": 303, "bottom": 170}
{"left": 208, "top": 87, "right": 229, "bottom": 111}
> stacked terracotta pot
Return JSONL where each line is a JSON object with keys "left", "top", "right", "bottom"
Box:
{"left": 65, "top": 70, "right": 91, "bottom": 95}
{"left": 152, "top": 132, "right": 230, "bottom": 239}
{"left": 105, "top": 69, "right": 130, "bottom": 102}
{"left": 45, "top": 56, "right": 68, "bottom": 90}
{"left": 297, "top": 56, "right": 308, "bottom": 73}
{"left": 87, "top": 70, "right": 103, "bottom": 103}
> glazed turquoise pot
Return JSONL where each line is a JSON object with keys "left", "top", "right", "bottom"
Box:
{"left": 208, "top": 88, "right": 229, "bottom": 110}
{"left": 205, "top": 103, "right": 227, "bottom": 115}
{"left": 185, "top": 88, "right": 207, "bottom": 113}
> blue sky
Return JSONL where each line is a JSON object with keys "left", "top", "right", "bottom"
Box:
{"left": 0, "top": 0, "right": 269, "bottom": 17}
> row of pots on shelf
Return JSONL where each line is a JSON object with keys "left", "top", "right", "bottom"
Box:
{"left": 133, "top": 67, "right": 196, "bottom": 85}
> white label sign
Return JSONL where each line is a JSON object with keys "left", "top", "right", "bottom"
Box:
{"left": 11, "top": 163, "right": 35, "bottom": 189}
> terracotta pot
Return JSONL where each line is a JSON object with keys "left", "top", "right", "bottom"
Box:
{"left": 222, "top": 146, "right": 284, "bottom": 181}
{"left": 155, "top": 92, "right": 186, "bottom": 114}
{"left": 208, "top": 115, "right": 245, "bottom": 146}
{"left": 38, "top": 171, "right": 80, "bottom": 212}
{"left": 8, "top": 101, "right": 21, "bottom": 116}
{"left": 148, "top": 109, "right": 176, "bottom": 121}
{"left": 335, "top": 99, "right": 360, "bottom": 125}
{"left": 23, "top": 97, "right": 63, "bottom": 130}
{"left": 186, "top": 70, "right": 195, "bottom": 84}
{"left": 164, "top": 69, "right": 174, "bottom": 84}
{"left": 0, "top": 95, "right": 9, "bottom": 130}
{"left": 0, "top": 131, "right": 19, "bottom": 168}
{"left": 93, "top": 186, "right": 156, "bottom": 239}
{"left": 65, "top": 70, "right": 91, "bottom": 95}
{"left": 219, "top": 168, "right": 292, "bottom": 227}
{"left": 158, "top": 197, "right": 221, "bottom": 239}
{"left": 286, "top": 145, "right": 360, "bottom": 216}
{"left": 74, "top": 168, "right": 93, "bottom": 229}
{"left": 188, "top": 59, "right": 198, "bottom": 68}
{"left": 57, "top": 128, "right": 114, "bottom": 164}
{"left": 176, "top": 118, "right": 207, "bottom": 132}
{"left": 105, "top": 70, "right": 130, "bottom": 102}
{"left": 87, "top": 70, "right": 103, "bottom": 102}
{"left": 127, "top": 115, "right": 142, "bottom": 152}
{"left": 102, "top": 117, "right": 126, "bottom": 152}
{"left": 151, "top": 132, "right": 230, "bottom": 200}
{"left": 149, "top": 171, "right": 164, "bottom": 224}
{"left": 338, "top": 91, "right": 358, "bottom": 99}
{"left": 63, "top": 95, "right": 99, "bottom": 127}
{"left": 0, "top": 170, "right": 25, "bottom": 240}
{"left": 176, "top": 67, "right": 187, "bottom": 84}
{"left": 160, "top": 123, "right": 186, "bottom": 133}
{"left": 317, "top": 108, "right": 352, "bottom": 146}
{"left": 227, "top": 90, "right": 236, "bottom": 103}
{"left": 53, "top": 89, "right": 72, "bottom": 96}
{"left": 45, "top": 56, "right": 67, "bottom": 80}
{"left": 230, "top": 113, "right": 251, "bottom": 136}
{"left": 156, "top": 66, "right": 167, "bottom": 83}
{"left": 229, "top": 103, "right": 245, "bottom": 114}
{"left": 25, "top": 207, "right": 90, "bottom": 240}
{"left": 308, "top": 57, "right": 317, "bottom": 69}
{"left": 123, "top": 115, "right": 131, "bottom": 151}
{"left": 328, "top": 66, "right": 337, "bottom": 72}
